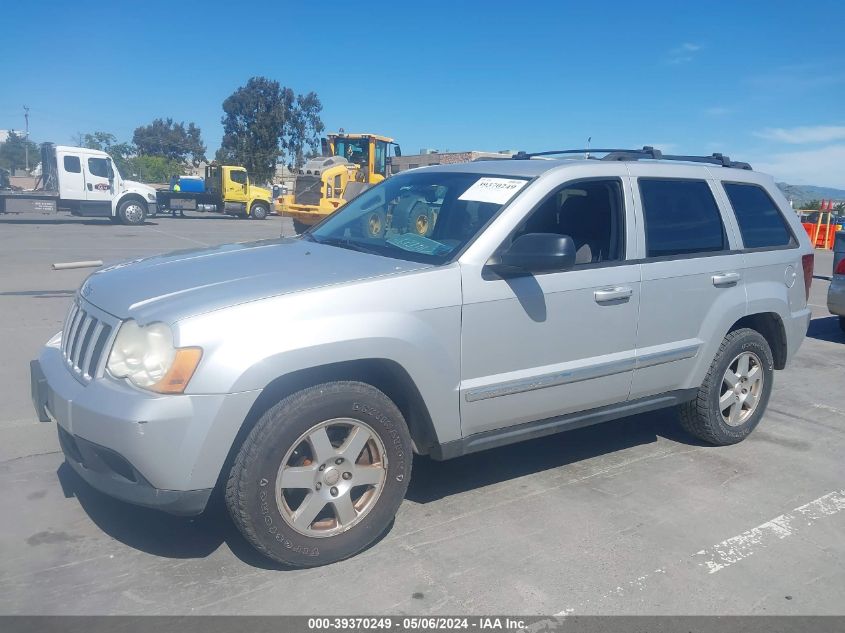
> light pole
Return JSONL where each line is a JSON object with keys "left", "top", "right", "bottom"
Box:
{"left": 23, "top": 105, "right": 30, "bottom": 172}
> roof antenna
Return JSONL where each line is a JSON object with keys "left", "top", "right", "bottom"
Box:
{"left": 585, "top": 136, "right": 591, "bottom": 159}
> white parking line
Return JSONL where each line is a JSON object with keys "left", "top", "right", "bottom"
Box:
{"left": 556, "top": 489, "right": 845, "bottom": 615}
{"left": 146, "top": 227, "right": 210, "bottom": 247}
{"left": 694, "top": 489, "right": 845, "bottom": 574}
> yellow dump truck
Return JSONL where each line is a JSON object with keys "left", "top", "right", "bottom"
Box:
{"left": 278, "top": 132, "right": 400, "bottom": 232}
{"left": 156, "top": 164, "right": 272, "bottom": 220}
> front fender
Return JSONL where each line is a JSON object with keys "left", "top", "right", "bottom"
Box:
{"left": 175, "top": 266, "right": 464, "bottom": 443}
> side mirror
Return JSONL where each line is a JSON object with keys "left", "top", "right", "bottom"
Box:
{"left": 107, "top": 162, "right": 115, "bottom": 180}
{"left": 393, "top": 144, "right": 402, "bottom": 157}
{"left": 488, "top": 233, "right": 577, "bottom": 274}
{"left": 320, "top": 137, "right": 330, "bottom": 157}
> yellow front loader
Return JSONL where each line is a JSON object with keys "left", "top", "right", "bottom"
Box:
{"left": 278, "top": 132, "right": 400, "bottom": 233}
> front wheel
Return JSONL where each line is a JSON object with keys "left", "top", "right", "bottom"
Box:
{"left": 250, "top": 203, "right": 268, "bottom": 220}
{"left": 678, "top": 328, "right": 774, "bottom": 445}
{"left": 226, "top": 381, "right": 412, "bottom": 567}
{"left": 117, "top": 198, "right": 146, "bottom": 225}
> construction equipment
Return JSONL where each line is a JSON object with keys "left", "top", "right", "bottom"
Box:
{"left": 278, "top": 132, "right": 400, "bottom": 233}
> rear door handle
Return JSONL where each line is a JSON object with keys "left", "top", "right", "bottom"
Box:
{"left": 594, "top": 286, "right": 633, "bottom": 304}
{"left": 712, "top": 272, "right": 741, "bottom": 287}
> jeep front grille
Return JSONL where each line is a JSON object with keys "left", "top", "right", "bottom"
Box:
{"left": 61, "top": 300, "right": 116, "bottom": 383}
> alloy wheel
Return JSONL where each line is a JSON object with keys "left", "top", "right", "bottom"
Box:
{"left": 275, "top": 418, "right": 387, "bottom": 537}
{"left": 719, "top": 351, "right": 764, "bottom": 426}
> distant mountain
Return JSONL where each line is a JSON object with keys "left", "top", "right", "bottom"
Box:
{"left": 777, "top": 182, "right": 845, "bottom": 207}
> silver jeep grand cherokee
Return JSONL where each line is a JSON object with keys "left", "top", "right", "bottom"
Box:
{"left": 31, "top": 147, "right": 814, "bottom": 567}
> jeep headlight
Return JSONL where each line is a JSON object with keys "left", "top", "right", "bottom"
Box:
{"left": 107, "top": 320, "right": 202, "bottom": 393}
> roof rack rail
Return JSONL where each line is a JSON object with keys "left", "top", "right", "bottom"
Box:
{"left": 511, "top": 146, "right": 752, "bottom": 170}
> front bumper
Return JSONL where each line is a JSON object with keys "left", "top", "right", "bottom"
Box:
{"left": 31, "top": 341, "right": 259, "bottom": 515}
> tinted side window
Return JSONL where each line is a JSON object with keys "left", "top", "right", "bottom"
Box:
{"left": 514, "top": 179, "right": 625, "bottom": 265}
{"left": 87, "top": 157, "right": 110, "bottom": 178}
{"left": 230, "top": 170, "right": 247, "bottom": 184}
{"left": 63, "top": 156, "right": 81, "bottom": 173}
{"left": 639, "top": 179, "right": 726, "bottom": 257}
{"left": 723, "top": 183, "right": 794, "bottom": 248}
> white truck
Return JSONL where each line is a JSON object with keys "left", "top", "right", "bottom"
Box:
{"left": 0, "top": 143, "right": 158, "bottom": 225}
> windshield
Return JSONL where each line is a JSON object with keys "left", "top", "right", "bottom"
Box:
{"left": 334, "top": 138, "right": 369, "bottom": 168}
{"left": 309, "top": 170, "right": 530, "bottom": 264}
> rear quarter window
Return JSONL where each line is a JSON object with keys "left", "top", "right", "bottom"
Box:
{"left": 723, "top": 182, "right": 795, "bottom": 249}
{"left": 63, "top": 156, "right": 81, "bottom": 173}
{"left": 639, "top": 178, "right": 726, "bottom": 257}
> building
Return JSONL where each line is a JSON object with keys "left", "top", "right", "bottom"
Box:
{"left": 390, "top": 150, "right": 514, "bottom": 174}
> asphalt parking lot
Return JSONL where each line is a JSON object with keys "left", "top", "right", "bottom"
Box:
{"left": 1, "top": 213, "right": 843, "bottom": 615}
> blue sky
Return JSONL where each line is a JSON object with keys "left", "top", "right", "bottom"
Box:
{"left": 2, "top": 0, "right": 844, "bottom": 187}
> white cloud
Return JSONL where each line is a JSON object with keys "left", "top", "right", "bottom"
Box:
{"left": 667, "top": 42, "right": 702, "bottom": 64}
{"left": 752, "top": 144, "right": 845, "bottom": 189}
{"left": 754, "top": 125, "right": 845, "bottom": 144}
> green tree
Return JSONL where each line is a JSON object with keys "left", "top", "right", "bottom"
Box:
{"left": 802, "top": 199, "right": 822, "bottom": 210}
{"left": 219, "top": 77, "right": 292, "bottom": 183}
{"left": 219, "top": 77, "right": 324, "bottom": 182}
{"left": 127, "top": 155, "right": 185, "bottom": 184}
{"left": 0, "top": 131, "right": 40, "bottom": 173}
{"left": 133, "top": 118, "right": 206, "bottom": 165}
{"left": 285, "top": 92, "right": 325, "bottom": 170}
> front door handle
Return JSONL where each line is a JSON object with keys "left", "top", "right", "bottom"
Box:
{"left": 594, "top": 286, "right": 633, "bottom": 304}
{"left": 712, "top": 272, "right": 741, "bottom": 287}
{"left": 86, "top": 183, "right": 92, "bottom": 191}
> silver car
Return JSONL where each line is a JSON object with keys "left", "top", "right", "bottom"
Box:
{"left": 31, "top": 147, "right": 814, "bottom": 566}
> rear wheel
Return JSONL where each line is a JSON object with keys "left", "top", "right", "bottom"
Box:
{"left": 678, "top": 328, "right": 774, "bottom": 445}
{"left": 117, "top": 198, "right": 146, "bottom": 225}
{"left": 226, "top": 381, "right": 412, "bottom": 567}
{"left": 250, "top": 203, "right": 268, "bottom": 220}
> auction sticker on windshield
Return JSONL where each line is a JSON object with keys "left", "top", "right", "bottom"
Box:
{"left": 458, "top": 177, "right": 528, "bottom": 204}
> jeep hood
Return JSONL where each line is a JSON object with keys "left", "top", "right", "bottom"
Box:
{"left": 79, "top": 238, "right": 431, "bottom": 323}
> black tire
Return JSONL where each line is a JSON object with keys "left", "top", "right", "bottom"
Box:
{"left": 362, "top": 210, "right": 386, "bottom": 238}
{"left": 226, "top": 381, "right": 412, "bottom": 567}
{"left": 678, "top": 328, "right": 774, "bottom": 445}
{"left": 117, "top": 198, "right": 146, "bottom": 225}
{"left": 250, "top": 203, "right": 268, "bottom": 220}
{"left": 292, "top": 218, "right": 310, "bottom": 234}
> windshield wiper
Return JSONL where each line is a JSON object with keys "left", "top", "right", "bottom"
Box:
{"left": 311, "top": 236, "right": 381, "bottom": 256}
